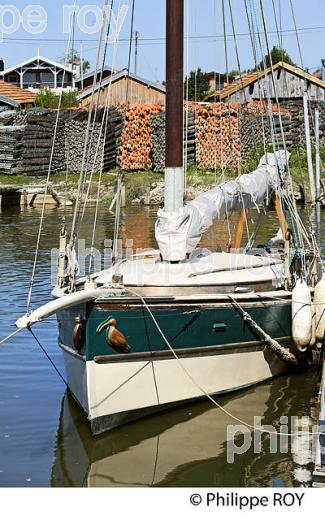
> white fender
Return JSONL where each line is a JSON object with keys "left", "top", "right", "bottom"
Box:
{"left": 310, "top": 302, "right": 316, "bottom": 347}
{"left": 314, "top": 274, "right": 325, "bottom": 347}
{"left": 292, "top": 280, "right": 312, "bottom": 352}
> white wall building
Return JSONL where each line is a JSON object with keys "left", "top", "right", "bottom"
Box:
{"left": 0, "top": 54, "right": 76, "bottom": 94}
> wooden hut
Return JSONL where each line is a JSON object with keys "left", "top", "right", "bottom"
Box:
{"left": 207, "top": 62, "right": 325, "bottom": 103}
{"left": 78, "top": 69, "right": 166, "bottom": 107}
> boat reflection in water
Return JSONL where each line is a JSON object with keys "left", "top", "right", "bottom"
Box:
{"left": 51, "top": 370, "right": 319, "bottom": 488}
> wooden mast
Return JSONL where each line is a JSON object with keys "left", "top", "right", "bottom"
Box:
{"left": 165, "top": 0, "right": 184, "bottom": 213}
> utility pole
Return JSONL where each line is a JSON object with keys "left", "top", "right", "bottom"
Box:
{"left": 80, "top": 42, "right": 84, "bottom": 90}
{"left": 134, "top": 31, "right": 139, "bottom": 76}
{"left": 303, "top": 92, "right": 316, "bottom": 204}
{"left": 322, "top": 59, "right": 325, "bottom": 82}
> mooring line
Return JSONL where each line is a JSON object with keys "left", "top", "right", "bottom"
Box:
{"left": 28, "top": 328, "right": 68, "bottom": 387}
{"left": 228, "top": 295, "right": 300, "bottom": 368}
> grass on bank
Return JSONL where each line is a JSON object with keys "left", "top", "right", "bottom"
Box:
{"left": 242, "top": 144, "right": 325, "bottom": 184}
{"left": 0, "top": 146, "right": 322, "bottom": 189}
{"left": 0, "top": 170, "right": 162, "bottom": 191}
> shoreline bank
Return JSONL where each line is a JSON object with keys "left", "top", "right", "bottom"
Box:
{"left": 0, "top": 170, "right": 311, "bottom": 208}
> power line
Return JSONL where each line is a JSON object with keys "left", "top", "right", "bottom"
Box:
{"left": 1, "top": 24, "right": 325, "bottom": 44}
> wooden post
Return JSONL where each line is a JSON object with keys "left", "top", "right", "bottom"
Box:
{"left": 58, "top": 226, "right": 67, "bottom": 289}
{"left": 234, "top": 209, "right": 248, "bottom": 249}
{"left": 21, "top": 189, "right": 28, "bottom": 207}
{"left": 303, "top": 92, "right": 316, "bottom": 204}
{"left": 144, "top": 188, "right": 151, "bottom": 205}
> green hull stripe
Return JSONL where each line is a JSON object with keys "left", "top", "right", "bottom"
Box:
{"left": 85, "top": 302, "right": 291, "bottom": 362}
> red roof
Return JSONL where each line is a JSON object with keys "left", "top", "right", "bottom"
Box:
{"left": 0, "top": 81, "right": 36, "bottom": 105}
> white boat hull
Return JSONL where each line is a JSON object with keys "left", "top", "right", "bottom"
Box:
{"left": 60, "top": 341, "right": 288, "bottom": 435}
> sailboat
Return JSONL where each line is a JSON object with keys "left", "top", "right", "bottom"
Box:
{"left": 14, "top": 0, "right": 324, "bottom": 435}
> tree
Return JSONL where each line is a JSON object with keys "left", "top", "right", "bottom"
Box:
{"left": 63, "top": 49, "right": 91, "bottom": 73}
{"left": 227, "top": 69, "right": 249, "bottom": 82}
{"left": 82, "top": 59, "right": 91, "bottom": 73}
{"left": 228, "top": 69, "right": 240, "bottom": 82}
{"left": 256, "top": 46, "right": 295, "bottom": 70}
{"left": 185, "top": 68, "right": 211, "bottom": 101}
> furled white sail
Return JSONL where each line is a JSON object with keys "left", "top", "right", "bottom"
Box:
{"left": 156, "top": 151, "right": 290, "bottom": 262}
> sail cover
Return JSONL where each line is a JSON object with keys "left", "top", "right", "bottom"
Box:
{"left": 155, "top": 151, "right": 290, "bottom": 262}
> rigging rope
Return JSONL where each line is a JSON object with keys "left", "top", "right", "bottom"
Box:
{"left": 244, "top": 0, "right": 268, "bottom": 158}
{"left": 80, "top": 0, "right": 117, "bottom": 225}
{"left": 77, "top": 0, "right": 115, "bottom": 223}
{"left": 125, "top": 0, "right": 136, "bottom": 105}
{"left": 221, "top": 0, "right": 234, "bottom": 146}
{"left": 213, "top": 0, "right": 218, "bottom": 185}
{"left": 289, "top": 0, "right": 325, "bottom": 194}
{"left": 221, "top": 0, "right": 233, "bottom": 247}
{"left": 228, "top": 0, "right": 247, "bottom": 104}
{"left": 254, "top": 0, "right": 308, "bottom": 271}
{"left": 271, "top": 0, "right": 306, "bottom": 193}
{"left": 70, "top": 0, "right": 110, "bottom": 252}
{"left": 88, "top": 35, "right": 121, "bottom": 273}
{"left": 26, "top": 0, "right": 78, "bottom": 313}
{"left": 112, "top": 0, "right": 136, "bottom": 269}
{"left": 184, "top": 0, "right": 190, "bottom": 192}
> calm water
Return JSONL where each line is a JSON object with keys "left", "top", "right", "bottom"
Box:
{"left": 0, "top": 203, "right": 323, "bottom": 487}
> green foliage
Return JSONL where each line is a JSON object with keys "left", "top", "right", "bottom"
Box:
{"left": 227, "top": 69, "right": 250, "bottom": 82}
{"left": 185, "top": 68, "right": 212, "bottom": 101}
{"left": 242, "top": 145, "right": 325, "bottom": 184}
{"left": 224, "top": 47, "right": 295, "bottom": 80}
{"left": 63, "top": 49, "right": 91, "bottom": 73}
{"left": 256, "top": 46, "right": 295, "bottom": 71}
{"left": 290, "top": 147, "right": 325, "bottom": 179}
{"left": 35, "top": 88, "right": 80, "bottom": 109}
{"left": 60, "top": 90, "right": 80, "bottom": 108}
{"left": 241, "top": 145, "right": 273, "bottom": 174}
{"left": 82, "top": 60, "right": 91, "bottom": 73}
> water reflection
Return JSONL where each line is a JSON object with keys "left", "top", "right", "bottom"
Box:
{"left": 51, "top": 369, "right": 320, "bottom": 488}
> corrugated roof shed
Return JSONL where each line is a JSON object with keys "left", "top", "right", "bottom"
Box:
{"left": 0, "top": 81, "right": 36, "bottom": 106}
